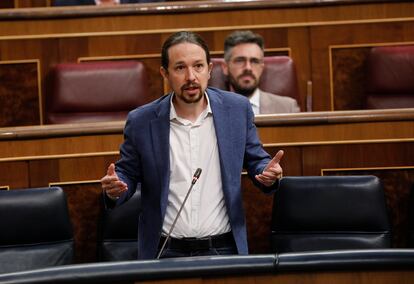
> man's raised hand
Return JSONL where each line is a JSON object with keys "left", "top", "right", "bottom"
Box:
{"left": 255, "top": 150, "right": 284, "bottom": 187}
{"left": 100, "top": 163, "right": 128, "bottom": 200}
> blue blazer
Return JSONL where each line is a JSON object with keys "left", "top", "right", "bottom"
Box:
{"left": 115, "top": 87, "right": 274, "bottom": 259}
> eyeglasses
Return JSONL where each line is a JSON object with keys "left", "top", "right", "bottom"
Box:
{"left": 230, "top": 57, "right": 264, "bottom": 68}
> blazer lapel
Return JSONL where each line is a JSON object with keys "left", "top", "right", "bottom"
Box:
{"left": 208, "top": 89, "right": 233, "bottom": 192}
{"left": 150, "top": 95, "right": 171, "bottom": 216}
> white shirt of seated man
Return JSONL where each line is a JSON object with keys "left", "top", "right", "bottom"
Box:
{"left": 249, "top": 88, "right": 261, "bottom": 115}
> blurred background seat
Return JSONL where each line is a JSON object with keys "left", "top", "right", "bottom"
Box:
{"left": 46, "top": 60, "right": 150, "bottom": 124}
{"left": 271, "top": 175, "right": 392, "bottom": 253}
{"left": 209, "top": 56, "right": 301, "bottom": 109}
{"left": 98, "top": 190, "right": 141, "bottom": 261}
{"left": 366, "top": 45, "right": 414, "bottom": 109}
{"left": 0, "top": 187, "right": 74, "bottom": 274}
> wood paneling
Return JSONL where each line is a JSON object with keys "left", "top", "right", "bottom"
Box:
{"left": 56, "top": 182, "right": 104, "bottom": 263}
{"left": 256, "top": 109, "right": 414, "bottom": 144}
{"left": 2, "top": 1, "right": 412, "bottom": 36}
{"left": 311, "top": 21, "right": 414, "bottom": 111}
{"left": 0, "top": 61, "right": 40, "bottom": 126}
{"left": 259, "top": 120, "right": 414, "bottom": 144}
{"left": 242, "top": 176, "right": 274, "bottom": 254}
{"left": 27, "top": 156, "right": 118, "bottom": 187}
{"left": 287, "top": 27, "right": 311, "bottom": 110}
{"left": 0, "top": 161, "right": 28, "bottom": 188}
{"left": 0, "top": 1, "right": 413, "bottom": 126}
{"left": 14, "top": 0, "right": 51, "bottom": 8}
{"left": 331, "top": 47, "right": 371, "bottom": 110}
{"left": 0, "top": 134, "right": 122, "bottom": 158}
{"left": 29, "top": 159, "right": 60, "bottom": 187}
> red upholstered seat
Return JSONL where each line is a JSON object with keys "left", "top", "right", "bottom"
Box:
{"left": 208, "top": 56, "right": 300, "bottom": 107}
{"left": 46, "top": 61, "right": 150, "bottom": 124}
{"left": 366, "top": 45, "right": 414, "bottom": 109}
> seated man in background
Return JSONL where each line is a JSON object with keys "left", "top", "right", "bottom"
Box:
{"left": 53, "top": 0, "right": 164, "bottom": 6}
{"left": 222, "top": 30, "right": 300, "bottom": 114}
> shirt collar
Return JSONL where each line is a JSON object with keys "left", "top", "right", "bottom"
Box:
{"left": 169, "top": 91, "right": 212, "bottom": 123}
{"left": 249, "top": 88, "right": 261, "bottom": 108}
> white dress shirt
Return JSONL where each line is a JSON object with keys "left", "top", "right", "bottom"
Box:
{"left": 163, "top": 93, "right": 231, "bottom": 238}
{"left": 249, "top": 88, "right": 261, "bottom": 115}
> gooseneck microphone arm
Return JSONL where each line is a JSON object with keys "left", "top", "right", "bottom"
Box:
{"left": 156, "top": 168, "right": 202, "bottom": 259}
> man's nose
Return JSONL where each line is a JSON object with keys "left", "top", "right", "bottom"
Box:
{"left": 185, "top": 68, "right": 196, "bottom": 81}
{"left": 244, "top": 59, "right": 253, "bottom": 70}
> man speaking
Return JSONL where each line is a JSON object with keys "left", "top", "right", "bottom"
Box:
{"left": 101, "top": 31, "right": 284, "bottom": 259}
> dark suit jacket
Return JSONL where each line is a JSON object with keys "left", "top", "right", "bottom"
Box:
{"left": 53, "top": 0, "right": 163, "bottom": 6}
{"left": 114, "top": 87, "right": 276, "bottom": 259}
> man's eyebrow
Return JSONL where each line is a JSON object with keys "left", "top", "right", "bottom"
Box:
{"left": 234, "top": 56, "right": 260, "bottom": 59}
{"left": 172, "top": 61, "right": 185, "bottom": 66}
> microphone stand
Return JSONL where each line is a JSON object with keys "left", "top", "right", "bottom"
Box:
{"left": 156, "top": 168, "right": 202, "bottom": 259}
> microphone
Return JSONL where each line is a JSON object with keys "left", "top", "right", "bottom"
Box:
{"left": 156, "top": 168, "right": 202, "bottom": 259}
{"left": 192, "top": 168, "right": 202, "bottom": 184}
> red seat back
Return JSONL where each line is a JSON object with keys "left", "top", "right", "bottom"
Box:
{"left": 46, "top": 61, "right": 150, "bottom": 124}
{"left": 366, "top": 45, "right": 414, "bottom": 109}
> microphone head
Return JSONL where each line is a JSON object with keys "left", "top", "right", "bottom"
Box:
{"left": 192, "top": 168, "right": 202, "bottom": 184}
{"left": 194, "top": 168, "right": 202, "bottom": 179}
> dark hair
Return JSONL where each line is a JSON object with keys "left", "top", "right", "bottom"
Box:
{"left": 223, "top": 30, "right": 264, "bottom": 62}
{"left": 161, "top": 31, "right": 211, "bottom": 70}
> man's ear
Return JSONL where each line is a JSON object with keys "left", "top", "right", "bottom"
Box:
{"left": 221, "top": 61, "right": 229, "bottom": 76}
{"left": 160, "top": 66, "right": 168, "bottom": 80}
{"left": 208, "top": 62, "right": 213, "bottom": 79}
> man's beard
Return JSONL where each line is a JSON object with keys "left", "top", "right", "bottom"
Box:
{"left": 228, "top": 71, "right": 259, "bottom": 97}
{"left": 177, "top": 82, "right": 203, "bottom": 104}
